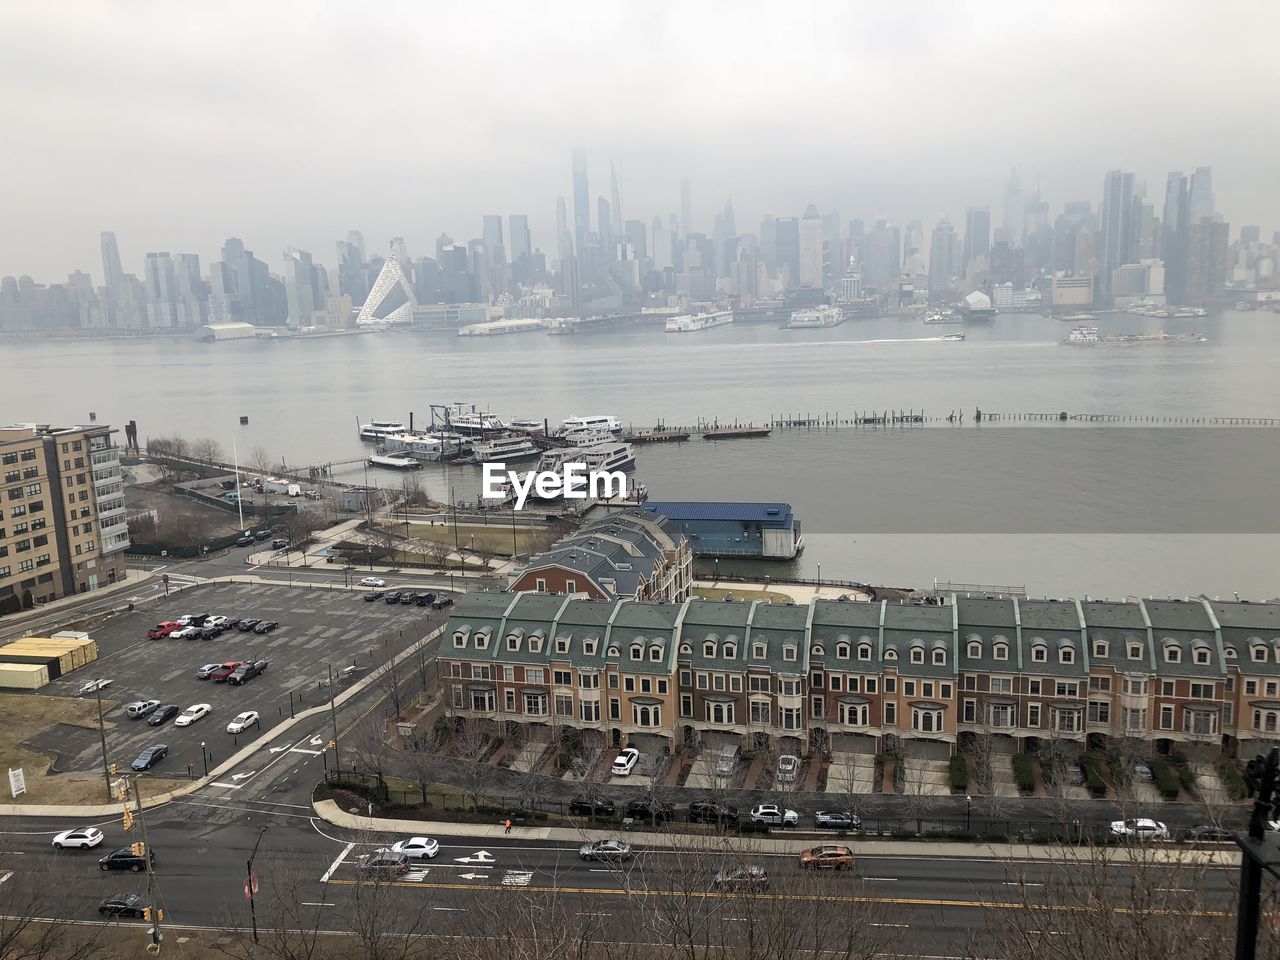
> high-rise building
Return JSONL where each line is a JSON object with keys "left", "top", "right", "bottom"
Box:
{"left": 1002, "top": 169, "right": 1023, "bottom": 244}
{"left": 610, "top": 163, "right": 623, "bottom": 239}
{"left": 572, "top": 148, "right": 591, "bottom": 259}
{"left": 555, "top": 195, "right": 573, "bottom": 265}
{"left": 821, "top": 211, "right": 841, "bottom": 285}
{"left": 713, "top": 199, "right": 737, "bottom": 278}
{"left": 283, "top": 248, "right": 325, "bottom": 326}
{"left": 482, "top": 216, "right": 505, "bottom": 266}
{"left": 798, "top": 205, "right": 824, "bottom": 289}
{"left": 1240, "top": 225, "right": 1260, "bottom": 247}
{"left": 597, "top": 196, "right": 612, "bottom": 249}
{"left": 680, "top": 178, "right": 692, "bottom": 238}
{"left": 1162, "top": 172, "right": 1189, "bottom": 304}
{"left": 624, "top": 220, "right": 647, "bottom": 261}
{"left": 990, "top": 240, "right": 1024, "bottom": 288}
{"left": 863, "top": 220, "right": 900, "bottom": 293}
{"left": 143, "top": 252, "right": 178, "bottom": 328}
{"left": 1185, "top": 217, "right": 1229, "bottom": 306}
{"left": 509, "top": 215, "right": 532, "bottom": 283}
{"left": 963, "top": 207, "right": 991, "bottom": 274}
{"left": 1189, "top": 166, "right": 1214, "bottom": 223}
{"left": 927, "top": 218, "right": 959, "bottom": 298}
{"left": 210, "top": 238, "right": 273, "bottom": 326}
{"left": 1100, "top": 170, "right": 1135, "bottom": 292}
{"left": 100, "top": 232, "right": 124, "bottom": 288}
{"left": 759, "top": 216, "right": 777, "bottom": 276}
{"left": 0, "top": 422, "right": 129, "bottom": 608}
{"left": 774, "top": 217, "right": 800, "bottom": 288}
{"left": 336, "top": 237, "right": 368, "bottom": 306}
{"left": 172, "top": 254, "right": 208, "bottom": 326}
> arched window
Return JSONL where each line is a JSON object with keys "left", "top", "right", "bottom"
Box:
{"left": 704, "top": 641, "right": 717, "bottom": 658}
{"left": 1267, "top": 712, "right": 1278, "bottom": 734}
{"left": 884, "top": 649, "right": 898, "bottom": 661}
{"left": 607, "top": 645, "right": 620, "bottom": 657}
{"left": 453, "top": 632, "right": 467, "bottom": 648}
{"left": 967, "top": 641, "right": 982, "bottom": 659}
{"left": 932, "top": 649, "right": 947, "bottom": 666}
{"left": 837, "top": 643, "right": 851, "bottom": 659}
{"left": 475, "top": 631, "right": 490, "bottom": 650}
{"left": 993, "top": 643, "right": 1008, "bottom": 661}
{"left": 679, "top": 642, "right": 692, "bottom": 655}
{"left": 1059, "top": 647, "right": 1075, "bottom": 664}
{"left": 857, "top": 644, "right": 872, "bottom": 661}
{"left": 723, "top": 643, "right": 737, "bottom": 660}
{"left": 910, "top": 647, "right": 924, "bottom": 664}
{"left": 812, "top": 645, "right": 825, "bottom": 657}
{"left": 630, "top": 644, "right": 643, "bottom": 661}
{"left": 632, "top": 704, "right": 661, "bottom": 728}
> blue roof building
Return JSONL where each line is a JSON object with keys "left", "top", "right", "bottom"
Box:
{"left": 640, "top": 501, "right": 802, "bottom": 559}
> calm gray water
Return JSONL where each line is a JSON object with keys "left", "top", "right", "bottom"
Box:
{"left": 5, "top": 310, "right": 1278, "bottom": 599}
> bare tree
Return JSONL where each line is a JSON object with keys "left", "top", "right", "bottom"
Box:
{"left": 349, "top": 722, "right": 394, "bottom": 795}
{"left": 452, "top": 718, "right": 495, "bottom": 811}
{"left": 251, "top": 444, "right": 274, "bottom": 480}
{"left": 377, "top": 649, "right": 406, "bottom": 723}
{"left": 341, "top": 871, "right": 438, "bottom": 960}
{"left": 425, "top": 538, "right": 453, "bottom": 572}
{"left": 214, "top": 861, "right": 330, "bottom": 960}
{"left": 0, "top": 856, "right": 101, "bottom": 960}
{"left": 192, "top": 437, "right": 224, "bottom": 465}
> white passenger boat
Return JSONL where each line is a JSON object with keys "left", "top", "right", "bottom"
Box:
{"left": 786, "top": 306, "right": 845, "bottom": 329}
{"left": 471, "top": 434, "right": 542, "bottom": 463}
{"left": 359, "top": 418, "right": 406, "bottom": 442}
{"left": 368, "top": 454, "right": 420, "bottom": 470}
{"left": 1063, "top": 325, "right": 1100, "bottom": 345}
{"left": 665, "top": 310, "right": 733, "bottom": 333}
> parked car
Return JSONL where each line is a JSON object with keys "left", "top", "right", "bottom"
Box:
{"left": 776, "top": 754, "right": 800, "bottom": 783}
{"left": 389, "top": 837, "right": 440, "bottom": 860}
{"left": 799, "top": 844, "right": 855, "bottom": 870}
{"left": 626, "top": 799, "right": 674, "bottom": 825}
{"left": 99, "top": 893, "right": 147, "bottom": 918}
{"left": 227, "top": 711, "right": 260, "bottom": 734}
{"left": 399, "top": 592, "right": 416, "bottom": 604}
{"left": 147, "top": 704, "right": 180, "bottom": 726}
{"left": 131, "top": 744, "right": 169, "bottom": 771}
{"left": 200, "top": 624, "right": 224, "bottom": 640}
{"left": 569, "top": 796, "right": 616, "bottom": 817}
{"left": 1110, "top": 818, "right": 1169, "bottom": 840}
{"left": 357, "top": 850, "right": 410, "bottom": 877}
{"left": 749, "top": 804, "right": 799, "bottom": 827}
{"left": 196, "top": 663, "right": 223, "bottom": 680}
{"left": 252, "top": 620, "right": 279, "bottom": 634}
{"left": 414, "top": 592, "right": 437, "bottom": 607}
{"left": 1133, "top": 764, "right": 1155, "bottom": 784}
{"left": 688, "top": 800, "right": 739, "bottom": 824}
{"left": 174, "top": 703, "right": 211, "bottom": 727}
{"left": 124, "top": 699, "right": 160, "bottom": 719}
{"left": 227, "top": 660, "right": 268, "bottom": 685}
{"left": 235, "top": 535, "right": 255, "bottom": 547}
{"left": 431, "top": 596, "right": 454, "bottom": 609}
{"left": 236, "top": 619, "right": 260, "bottom": 632}
{"left": 177, "top": 614, "right": 209, "bottom": 626}
{"left": 713, "top": 744, "right": 740, "bottom": 777}
{"left": 52, "top": 826, "right": 104, "bottom": 850}
{"left": 147, "top": 621, "right": 179, "bottom": 640}
{"left": 712, "top": 865, "right": 769, "bottom": 891}
{"left": 211, "top": 661, "right": 244, "bottom": 682}
{"left": 611, "top": 747, "right": 640, "bottom": 776}
{"left": 579, "top": 839, "right": 632, "bottom": 862}
{"left": 271, "top": 538, "right": 289, "bottom": 550}
{"left": 1185, "top": 824, "right": 1234, "bottom": 842}
{"left": 169, "top": 626, "right": 199, "bottom": 640}
{"left": 363, "top": 591, "right": 382, "bottom": 602}
{"left": 1068, "top": 764, "right": 1087, "bottom": 786}
{"left": 359, "top": 577, "right": 386, "bottom": 588}
{"left": 100, "top": 847, "right": 156, "bottom": 872}
{"left": 814, "top": 810, "right": 861, "bottom": 831}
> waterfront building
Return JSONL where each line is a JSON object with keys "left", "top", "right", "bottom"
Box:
{"left": 0, "top": 423, "right": 129, "bottom": 610}
{"left": 508, "top": 509, "right": 693, "bottom": 602}
{"left": 1050, "top": 273, "right": 1094, "bottom": 307}
{"left": 639, "top": 501, "right": 801, "bottom": 560}
{"left": 440, "top": 593, "right": 1280, "bottom": 757}
{"left": 410, "top": 302, "right": 495, "bottom": 329}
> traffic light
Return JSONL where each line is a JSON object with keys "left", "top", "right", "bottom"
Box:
{"left": 142, "top": 908, "right": 152, "bottom": 921}
{"left": 116, "top": 784, "right": 127, "bottom": 801}
{"left": 157, "top": 909, "right": 165, "bottom": 922}
{"left": 110, "top": 763, "right": 118, "bottom": 776}
{"left": 130, "top": 842, "right": 145, "bottom": 857}
{"left": 122, "top": 809, "right": 134, "bottom": 831}
{"left": 327, "top": 740, "right": 336, "bottom": 750}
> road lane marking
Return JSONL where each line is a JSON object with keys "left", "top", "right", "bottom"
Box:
{"left": 432, "top": 907, "right": 463, "bottom": 911}
{"left": 453, "top": 850, "right": 495, "bottom": 864}
{"left": 172, "top": 799, "right": 316, "bottom": 820}
{"left": 502, "top": 871, "right": 533, "bottom": 886}
{"left": 289, "top": 748, "right": 323, "bottom": 756}
{"left": 871, "top": 923, "right": 909, "bottom": 928}
{"left": 208, "top": 782, "right": 244, "bottom": 790}
{"left": 320, "top": 842, "right": 354, "bottom": 883}
{"left": 864, "top": 877, "right": 898, "bottom": 881}
{"left": 301, "top": 902, "right": 335, "bottom": 907}
{"left": 0, "top": 872, "right": 11, "bottom": 884}
{"left": 1002, "top": 882, "right": 1044, "bottom": 887}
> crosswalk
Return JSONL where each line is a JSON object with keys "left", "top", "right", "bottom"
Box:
{"left": 501, "top": 871, "right": 534, "bottom": 887}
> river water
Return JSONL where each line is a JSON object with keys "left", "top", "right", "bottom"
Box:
{"left": 4, "top": 310, "right": 1278, "bottom": 599}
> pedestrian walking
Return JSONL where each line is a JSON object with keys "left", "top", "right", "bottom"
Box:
{"left": 504, "top": 817, "right": 512, "bottom": 834}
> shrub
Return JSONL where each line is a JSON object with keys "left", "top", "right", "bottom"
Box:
{"left": 1011, "top": 753, "right": 1036, "bottom": 793}
{"left": 1176, "top": 762, "right": 1197, "bottom": 793}
{"left": 949, "top": 755, "right": 968, "bottom": 792}
{"left": 1081, "top": 752, "right": 1108, "bottom": 797}
{"left": 1219, "top": 756, "right": 1248, "bottom": 800}
{"left": 1149, "top": 758, "right": 1182, "bottom": 800}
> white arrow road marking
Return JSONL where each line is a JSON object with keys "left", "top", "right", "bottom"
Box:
{"left": 432, "top": 907, "right": 463, "bottom": 911}
{"left": 453, "top": 850, "right": 495, "bottom": 864}
{"left": 0, "top": 872, "right": 12, "bottom": 884}
{"left": 309, "top": 735, "right": 323, "bottom": 747}
{"left": 269, "top": 745, "right": 290, "bottom": 754}
{"left": 320, "top": 842, "right": 354, "bottom": 883}
{"left": 231, "top": 771, "right": 256, "bottom": 781}
{"left": 458, "top": 872, "right": 488, "bottom": 880}
{"left": 501, "top": 871, "right": 533, "bottom": 886}
{"left": 208, "top": 782, "right": 243, "bottom": 790}
{"left": 290, "top": 748, "right": 323, "bottom": 756}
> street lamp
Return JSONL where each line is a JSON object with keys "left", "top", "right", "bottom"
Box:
{"left": 817, "top": 562, "right": 822, "bottom": 588}
{"left": 247, "top": 826, "right": 268, "bottom": 945}
{"left": 94, "top": 682, "right": 111, "bottom": 803}
{"left": 965, "top": 793, "right": 972, "bottom": 832}
{"left": 200, "top": 741, "right": 208, "bottom": 778}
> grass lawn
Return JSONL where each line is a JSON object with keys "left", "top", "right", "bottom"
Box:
{"left": 692, "top": 586, "right": 793, "bottom": 603}
{"left": 0, "top": 694, "right": 184, "bottom": 805}
{"left": 402, "top": 520, "right": 551, "bottom": 556}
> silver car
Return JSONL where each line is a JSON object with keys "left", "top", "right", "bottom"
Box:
{"left": 125, "top": 699, "right": 160, "bottom": 719}
{"left": 579, "top": 839, "right": 632, "bottom": 862}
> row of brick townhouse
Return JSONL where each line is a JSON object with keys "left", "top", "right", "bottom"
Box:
{"left": 440, "top": 591, "right": 1280, "bottom": 759}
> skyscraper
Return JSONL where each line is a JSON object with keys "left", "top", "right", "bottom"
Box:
{"left": 100, "top": 232, "right": 124, "bottom": 288}
{"left": 927, "top": 218, "right": 958, "bottom": 298}
{"left": 556, "top": 195, "right": 573, "bottom": 266}
{"left": 1002, "top": 170, "right": 1023, "bottom": 244}
{"left": 509, "top": 214, "right": 531, "bottom": 283}
{"left": 1162, "top": 172, "right": 1189, "bottom": 304}
{"left": 624, "top": 220, "right": 647, "bottom": 261}
{"left": 798, "top": 205, "right": 824, "bottom": 288}
{"left": 962, "top": 207, "right": 991, "bottom": 274}
{"left": 1100, "top": 170, "right": 1135, "bottom": 292}
{"left": 572, "top": 149, "right": 590, "bottom": 258}
{"left": 680, "top": 178, "right": 692, "bottom": 238}
{"left": 610, "top": 163, "right": 623, "bottom": 239}
{"left": 774, "top": 217, "right": 800, "bottom": 288}
{"left": 283, "top": 248, "right": 324, "bottom": 326}
{"left": 1189, "top": 166, "right": 1214, "bottom": 223}
{"left": 482, "top": 216, "right": 505, "bottom": 266}
{"left": 144, "top": 252, "right": 178, "bottom": 328}
{"left": 821, "top": 211, "right": 841, "bottom": 285}
{"left": 1185, "top": 216, "right": 1229, "bottom": 306}
{"left": 598, "top": 197, "right": 612, "bottom": 249}
{"left": 336, "top": 237, "right": 368, "bottom": 305}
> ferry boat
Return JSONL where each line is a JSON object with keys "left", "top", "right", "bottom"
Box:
{"left": 665, "top": 310, "right": 734, "bottom": 333}
{"left": 1057, "top": 312, "right": 1098, "bottom": 322}
{"left": 1063, "top": 325, "right": 1100, "bottom": 345}
{"left": 576, "top": 438, "right": 636, "bottom": 472}
{"left": 368, "top": 454, "right": 420, "bottom": 470}
{"left": 923, "top": 309, "right": 963, "bottom": 324}
{"left": 358, "top": 418, "right": 406, "bottom": 442}
{"left": 508, "top": 418, "right": 546, "bottom": 436}
{"left": 1173, "top": 307, "right": 1208, "bottom": 318}
{"left": 785, "top": 306, "right": 845, "bottom": 329}
{"left": 471, "top": 434, "right": 541, "bottom": 463}
{"left": 447, "top": 410, "right": 506, "bottom": 435}
{"left": 382, "top": 433, "right": 469, "bottom": 462}
{"left": 560, "top": 415, "right": 622, "bottom": 438}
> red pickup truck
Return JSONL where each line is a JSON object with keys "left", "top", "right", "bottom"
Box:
{"left": 147, "top": 621, "right": 179, "bottom": 640}
{"left": 210, "top": 661, "right": 245, "bottom": 682}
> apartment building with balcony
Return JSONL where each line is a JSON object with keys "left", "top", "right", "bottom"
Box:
{"left": 440, "top": 592, "right": 1280, "bottom": 760}
{"left": 0, "top": 423, "right": 129, "bottom": 611}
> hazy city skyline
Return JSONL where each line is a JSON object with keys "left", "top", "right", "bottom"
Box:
{"left": 3, "top": 1, "right": 1278, "bottom": 279}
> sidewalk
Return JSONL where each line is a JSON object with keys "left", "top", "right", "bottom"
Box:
{"left": 0, "top": 569, "right": 157, "bottom": 641}
{"left": 311, "top": 799, "right": 1239, "bottom": 865}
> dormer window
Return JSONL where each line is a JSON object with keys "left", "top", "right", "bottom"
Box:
{"left": 857, "top": 644, "right": 872, "bottom": 661}
{"left": 1128, "top": 643, "right": 1143, "bottom": 660}
{"left": 1060, "top": 647, "right": 1075, "bottom": 665}
{"left": 967, "top": 641, "right": 982, "bottom": 658}
{"left": 680, "top": 642, "right": 693, "bottom": 656}
{"left": 556, "top": 637, "right": 569, "bottom": 654}
{"left": 783, "top": 644, "right": 797, "bottom": 662}
{"left": 475, "top": 632, "right": 490, "bottom": 650}
{"left": 583, "top": 639, "right": 597, "bottom": 656}
{"left": 1194, "top": 649, "right": 1210, "bottom": 665}
{"left": 607, "top": 645, "right": 620, "bottom": 657}
{"left": 1032, "top": 646, "right": 1047, "bottom": 663}
{"left": 993, "top": 643, "right": 1008, "bottom": 661}
{"left": 506, "top": 635, "right": 520, "bottom": 652}
{"left": 704, "top": 641, "right": 717, "bottom": 658}
{"left": 910, "top": 648, "right": 924, "bottom": 665}
{"left": 932, "top": 649, "right": 946, "bottom": 666}
{"left": 752, "top": 643, "right": 766, "bottom": 659}
{"left": 649, "top": 646, "right": 662, "bottom": 662}
{"left": 1093, "top": 640, "right": 1108, "bottom": 658}
{"left": 884, "top": 649, "right": 898, "bottom": 661}
{"left": 453, "top": 632, "right": 467, "bottom": 648}
{"left": 1165, "top": 645, "right": 1181, "bottom": 664}
{"left": 812, "top": 644, "right": 825, "bottom": 657}
{"left": 1253, "top": 646, "right": 1267, "bottom": 663}
{"left": 630, "top": 644, "right": 643, "bottom": 661}
{"left": 1224, "top": 647, "right": 1237, "bottom": 660}
{"left": 529, "top": 637, "right": 542, "bottom": 653}
{"left": 723, "top": 643, "right": 737, "bottom": 659}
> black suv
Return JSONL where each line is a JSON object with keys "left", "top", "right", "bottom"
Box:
{"left": 384, "top": 591, "right": 402, "bottom": 604}
{"left": 147, "top": 704, "right": 180, "bottom": 726}
{"left": 431, "top": 596, "right": 453, "bottom": 609}
{"left": 414, "top": 592, "right": 436, "bottom": 607}
{"left": 99, "top": 847, "right": 156, "bottom": 872}
{"left": 236, "top": 618, "right": 260, "bottom": 632}
{"left": 626, "top": 798, "right": 674, "bottom": 825}
{"left": 568, "top": 796, "right": 616, "bottom": 817}
{"left": 200, "top": 624, "right": 224, "bottom": 640}
{"left": 227, "top": 660, "right": 269, "bottom": 685}
{"left": 687, "top": 800, "right": 739, "bottom": 824}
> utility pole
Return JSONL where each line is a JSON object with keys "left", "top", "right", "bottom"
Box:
{"left": 133, "top": 777, "right": 162, "bottom": 949}
{"left": 247, "top": 826, "right": 268, "bottom": 944}
{"left": 1237, "top": 747, "right": 1280, "bottom": 960}
{"left": 329, "top": 664, "right": 341, "bottom": 776}
{"left": 95, "top": 683, "right": 111, "bottom": 802}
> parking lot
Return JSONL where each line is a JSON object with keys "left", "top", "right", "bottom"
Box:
{"left": 32, "top": 582, "right": 448, "bottom": 784}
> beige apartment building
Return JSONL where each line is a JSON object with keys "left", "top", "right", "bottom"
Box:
{"left": 0, "top": 423, "right": 129, "bottom": 611}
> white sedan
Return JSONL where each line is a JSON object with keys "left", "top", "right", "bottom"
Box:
{"left": 611, "top": 746, "right": 640, "bottom": 776}
{"left": 749, "top": 804, "right": 800, "bottom": 826}
{"left": 390, "top": 836, "right": 440, "bottom": 860}
{"left": 174, "top": 703, "right": 212, "bottom": 727}
{"left": 1109, "top": 818, "right": 1170, "bottom": 840}
{"left": 226, "top": 711, "right": 260, "bottom": 734}
{"left": 169, "top": 626, "right": 199, "bottom": 640}
{"left": 359, "top": 577, "right": 386, "bottom": 587}
{"left": 52, "top": 826, "right": 104, "bottom": 850}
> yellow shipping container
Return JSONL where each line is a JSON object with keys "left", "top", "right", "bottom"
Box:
{"left": 2, "top": 646, "right": 77, "bottom": 676}
{"left": 0, "top": 662, "right": 50, "bottom": 690}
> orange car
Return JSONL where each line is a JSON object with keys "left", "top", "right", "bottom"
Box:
{"left": 799, "top": 844, "right": 855, "bottom": 870}
{"left": 147, "top": 621, "right": 180, "bottom": 640}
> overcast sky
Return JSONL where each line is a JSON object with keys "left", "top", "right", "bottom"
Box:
{"left": 2, "top": 1, "right": 1275, "bottom": 281}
